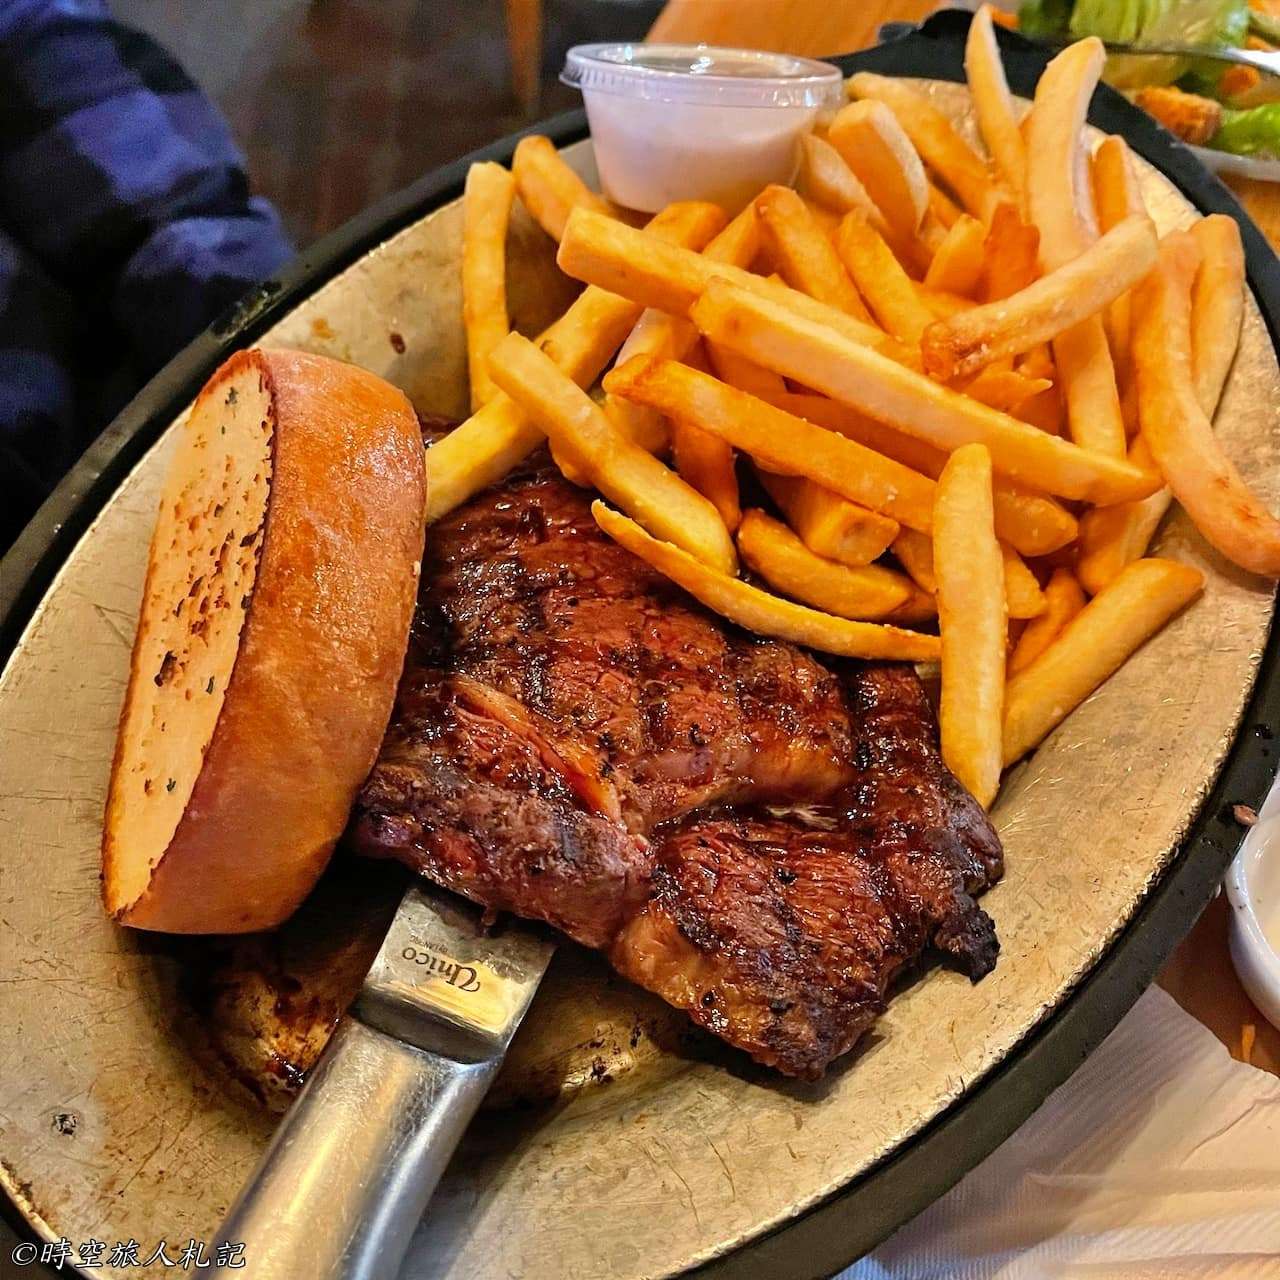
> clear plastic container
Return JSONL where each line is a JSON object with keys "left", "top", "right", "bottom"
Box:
{"left": 562, "top": 43, "right": 843, "bottom": 213}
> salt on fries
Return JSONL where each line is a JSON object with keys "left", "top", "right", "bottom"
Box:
{"left": 737, "top": 509, "right": 913, "bottom": 621}
{"left": 1003, "top": 560, "right": 1204, "bottom": 765}
{"left": 1133, "top": 233, "right": 1280, "bottom": 577}
{"left": 688, "top": 279, "right": 1158, "bottom": 505}
{"left": 462, "top": 161, "right": 515, "bottom": 411}
{"left": 935, "top": 444, "right": 1006, "bottom": 808}
{"left": 921, "top": 214, "right": 1157, "bottom": 380}
{"left": 512, "top": 134, "right": 612, "bottom": 243}
{"left": 592, "top": 502, "right": 941, "bottom": 663}
{"left": 422, "top": 26, "right": 1262, "bottom": 812}
{"left": 426, "top": 200, "right": 724, "bottom": 521}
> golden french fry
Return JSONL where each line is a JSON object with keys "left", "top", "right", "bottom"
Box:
{"left": 772, "top": 391, "right": 1079, "bottom": 555}
{"left": 603, "top": 203, "right": 756, "bottom": 455}
{"left": 797, "top": 132, "right": 890, "bottom": 229}
{"left": 462, "top": 162, "right": 515, "bottom": 411}
{"left": 1001, "top": 544, "right": 1046, "bottom": 619}
{"left": 737, "top": 509, "right": 912, "bottom": 620}
{"left": 426, "top": 201, "right": 726, "bottom": 521}
{"left": 1134, "top": 232, "right": 1280, "bottom": 577}
{"left": 489, "top": 332, "right": 736, "bottom": 573}
{"left": 1190, "top": 214, "right": 1245, "bottom": 418}
{"left": 884, "top": 581, "right": 939, "bottom": 626}
{"left": 1075, "top": 434, "right": 1172, "bottom": 595}
{"left": 512, "top": 134, "right": 613, "bottom": 243}
{"left": 981, "top": 202, "right": 1041, "bottom": 303}
{"left": 556, "top": 207, "right": 916, "bottom": 364}
{"left": 827, "top": 100, "right": 929, "bottom": 237}
{"left": 965, "top": 5, "right": 1028, "bottom": 213}
{"left": 927, "top": 181, "right": 962, "bottom": 229}
{"left": 605, "top": 356, "right": 937, "bottom": 531}
{"left": 1092, "top": 135, "right": 1145, "bottom": 232}
{"left": 923, "top": 214, "right": 987, "bottom": 297}
{"left": 935, "top": 443, "right": 1006, "bottom": 807}
{"left": 833, "top": 211, "right": 934, "bottom": 345}
{"left": 706, "top": 339, "right": 787, "bottom": 400}
{"left": 849, "top": 71, "right": 996, "bottom": 219}
{"left": 1009, "top": 567, "right": 1085, "bottom": 674}
{"left": 1054, "top": 315, "right": 1127, "bottom": 458}
{"left": 756, "top": 184, "right": 872, "bottom": 322}
{"left": 673, "top": 418, "right": 741, "bottom": 533}
{"left": 757, "top": 468, "right": 899, "bottom": 567}
{"left": 689, "top": 279, "right": 1159, "bottom": 505}
{"left": 1026, "top": 38, "right": 1105, "bottom": 271}
{"left": 921, "top": 214, "right": 1158, "bottom": 380}
{"left": 892, "top": 526, "right": 937, "bottom": 593}
{"left": 916, "top": 284, "right": 975, "bottom": 320}
{"left": 961, "top": 367, "right": 1052, "bottom": 414}
{"left": 1003, "top": 558, "right": 1204, "bottom": 763}
{"left": 593, "top": 502, "right": 941, "bottom": 662}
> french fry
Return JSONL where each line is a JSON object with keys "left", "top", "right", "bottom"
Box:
{"left": 757, "top": 468, "right": 899, "bottom": 567}
{"left": 756, "top": 184, "right": 872, "bottom": 322}
{"left": 961, "top": 367, "right": 1052, "bottom": 414}
{"left": 849, "top": 72, "right": 996, "bottom": 219}
{"left": 935, "top": 443, "right": 1006, "bottom": 807}
{"left": 827, "top": 100, "right": 929, "bottom": 237}
{"left": 604, "top": 356, "right": 937, "bottom": 532}
{"left": 1091, "top": 136, "right": 1145, "bottom": 379}
{"left": 833, "top": 211, "right": 934, "bottom": 345}
{"left": 927, "top": 181, "right": 962, "bottom": 229}
{"left": 736, "top": 509, "right": 912, "bottom": 620}
{"left": 689, "top": 279, "right": 1159, "bottom": 505}
{"left": 892, "top": 527, "right": 937, "bottom": 593}
{"left": 772, "top": 392, "right": 1079, "bottom": 556}
{"left": 965, "top": 5, "right": 1028, "bottom": 213}
{"left": 426, "top": 201, "right": 727, "bottom": 522}
{"left": 1003, "top": 558, "right": 1204, "bottom": 764}
{"left": 512, "top": 134, "right": 613, "bottom": 243}
{"left": 557, "top": 207, "right": 916, "bottom": 364}
{"left": 1076, "top": 434, "right": 1172, "bottom": 595}
{"left": 797, "top": 132, "right": 891, "bottom": 229}
{"left": 603, "top": 204, "right": 756, "bottom": 455}
{"left": 1001, "top": 544, "right": 1046, "bottom": 619}
{"left": 921, "top": 214, "right": 1158, "bottom": 380}
{"left": 673, "top": 418, "right": 741, "bottom": 533}
{"left": 593, "top": 502, "right": 942, "bottom": 662}
{"left": 884, "top": 583, "right": 939, "bottom": 626}
{"left": 1024, "top": 40, "right": 1126, "bottom": 458}
{"left": 1026, "top": 38, "right": 1106, "bottom": 271}
{"left": 923, "top": 214, "right": 987, "bottom": 297}
{"left": 489, "top": 331, "right": 737, "bottom": 573}
{"left": 462, "top": 162, "right": 515, "bottom": 411}
{"left": 1009, "top": 568, "right": 1085, "bottom": 674}
{"left": 916, "top": 285, "right": 975, "bottom": 320}
{"left": 706, "top": 340, "right": 786, "bottom": 400}
{"left": 981, "top": 202, "right": 1041, "bottom": 303}
{"left": 1190, "top": 214, "right": 1246, "bottom": 418}
{"left": 1133, "top": 232, "right": 1280, "bottom": 577}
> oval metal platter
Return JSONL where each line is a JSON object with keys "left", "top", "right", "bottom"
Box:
{"left": 3, "top": 21, "right": 1280, "bottom": 1279}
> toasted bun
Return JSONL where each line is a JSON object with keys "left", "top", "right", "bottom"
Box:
{"left": 102, "top": 349, "right": 426, "bottom": 933}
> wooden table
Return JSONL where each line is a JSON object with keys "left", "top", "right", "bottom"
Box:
{"left": 651, "top": 0, "right": 1280, "bottom": 1077}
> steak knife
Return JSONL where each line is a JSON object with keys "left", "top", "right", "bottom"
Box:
{"left": 213, "top": 883, "right": 554, "bottom": 1279}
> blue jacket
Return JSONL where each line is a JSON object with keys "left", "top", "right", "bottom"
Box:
{"left": 0, "top": 0, "right": 292, "bottom": 548}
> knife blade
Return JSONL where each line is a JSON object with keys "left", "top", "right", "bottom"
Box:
{"left": 213, "top": 883, "right": 555, "bottom": 1280}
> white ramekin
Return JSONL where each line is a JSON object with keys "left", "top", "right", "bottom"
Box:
{"left": 1225, "top": 787, "right": 1280, "bottom": 1032}
{"left": 561, "top": 43, "right": 843, "bottom": 213}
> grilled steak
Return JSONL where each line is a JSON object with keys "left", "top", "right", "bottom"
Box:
{"left": 351, "top": 451, "right": 1003, "bottom": 1078}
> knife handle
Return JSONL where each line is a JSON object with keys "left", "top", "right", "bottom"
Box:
{"left": 213, "top": 1017, "right": 496, "bottom": 1280}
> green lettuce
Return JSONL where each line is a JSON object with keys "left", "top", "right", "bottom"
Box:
{"left": 1211, "top": 103, "right": 1280, "bottom": 156}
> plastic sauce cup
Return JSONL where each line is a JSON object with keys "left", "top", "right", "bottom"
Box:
{"left": 562, "top": 44, "right": 843, "bottom": 213}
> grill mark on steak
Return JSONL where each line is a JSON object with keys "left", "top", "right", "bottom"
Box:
{"left": 351, "top": 448, "right": 1003, "bottom": 1078}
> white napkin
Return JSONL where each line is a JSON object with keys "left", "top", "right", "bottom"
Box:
{"left": 843, "top": 986, "right": 1280, "bottom": 1279}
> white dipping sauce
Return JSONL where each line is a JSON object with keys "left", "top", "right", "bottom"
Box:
{"left": 562, "top": 44, "right": 842, "bottom": 214}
